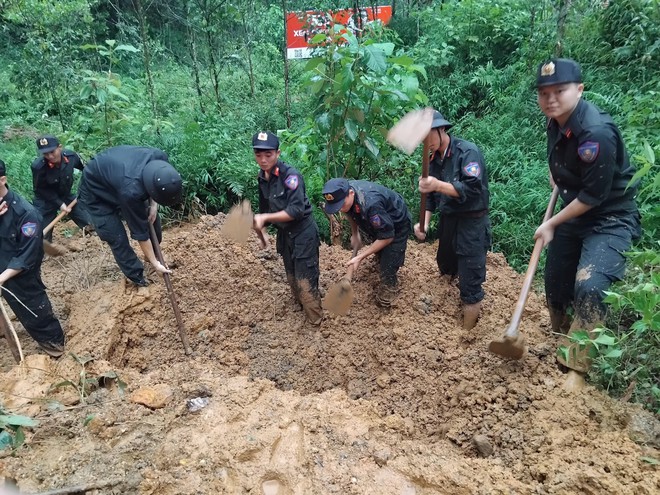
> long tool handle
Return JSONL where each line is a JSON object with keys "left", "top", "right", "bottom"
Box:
{"left": 345, "top": 247, "right": 360, "bottom": 281}
{"left": 43, "top": 199, "right": 78, "bottom": 236}
{"left": 0, "top": 298, "right": 23, "bottom": 363}
{"left": 505, "top": 187, "right": 560, "bottom": 338}
{"left": 149, "top": 224, "right": 192, "bottom": 355}
{"left": 419, "top": 139, "right": 430, "bottom": 234}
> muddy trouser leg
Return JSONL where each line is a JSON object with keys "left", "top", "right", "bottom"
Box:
{"left": 88, "top": 210, "right": 145, "bottom": 284}
{"left": 34, "top": 201, "right": 57, "bottom": 243}
{"left": 456, "top": 216, "right": 490, "bottom": 329}
{"left": 2, "top": 273, "right": 64, "bottom": 346}
{"left": 436, "top": 214, "right": 459, "bottom": 278}
{"left": 377, "top": 226, "right": 409, "bottom": 308}
{"left": 550, "top": 214, "right": 638, "bottom": 372}
{"left": 287, "top": 223, "right": 322, "bottom": 325}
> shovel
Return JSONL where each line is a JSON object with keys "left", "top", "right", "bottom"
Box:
{"left": 387, "top": 107, "right": 434, "bottom": 234}
{"left": 488, "top": 187, "right": 560, "bottom": 359}
{"left": 149, "top": 224, "right": 192, "bottom": 355}
{"left": 0, "top": 297, "right": 24, "bottom": 363}
{"left": 323, "top": 247, "right": 359, "bottom": 316}
{"left": 221, "top": 199, "right": 269, "bottom": 248}
{"left": 42, "top": 198, "right": 78, "bottom": 256}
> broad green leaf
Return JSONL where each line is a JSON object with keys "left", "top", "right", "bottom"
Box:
{"left": 604, "top": 349, "right": 623, "bottom": 358}
{"left": 388, "top": 55, "right": 414, "bottom": 66}
{"left": 364, "top": 45, "right": 387, "bottom": 73}
{"left": 0, "top": 431, "right": 13, "bottom": 450}
{"left": 593, "top": 334, "right": 616, "bottom": 346}
{"left": 304, "top": 57, "right": 325, "bottom": 71}
{"left": 345, "top": 120, "right": 358, "bottom": 141}
{"left": 310, "top": 33, "right": 327, "bottom": 44}
{"left": 0, "top": 415, "right": 38, "bottom": 427}
{"left": 115, "top": 44, "right": 139, "bottom": 53}
{"left": 372, "top": 42, "right": 395, "bottom": 56}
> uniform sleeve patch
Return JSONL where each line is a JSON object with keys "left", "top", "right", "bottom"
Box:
{"left": 463, "top": 162, "right": 481, "bottom": 177}
{"left": 21, "top": 222, "right": 38, "bottom": 237}
{"left": 370, "top": 214, "right": 382, "bottom": 228}
{"left": 577, "top": 141, "right": 600, "bottom": 163}
{"left": 284, "top": 175, "right": 299, "bottom": 190}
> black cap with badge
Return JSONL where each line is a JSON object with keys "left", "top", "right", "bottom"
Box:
{"left": 142, "top": 160, "right": 183, "bottom": 206}
{"left": 252, "top": 131, "right": 280, "bottom": 150}
{"left": 322, "top": 178, "right": 350, "bottom": 214}
{"left": 536, "top": 58, "right": 582, "bottom": 88}
{"left": 36, "top": 135, "right": 60, "bottom": 154}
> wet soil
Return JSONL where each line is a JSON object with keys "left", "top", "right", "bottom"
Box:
{"left": 0, "top": 214, "right": 658, "bottom": 494}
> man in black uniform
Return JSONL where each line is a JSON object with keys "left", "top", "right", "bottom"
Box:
{"left": 415, "top": 110, "right": 491, "bottom": 330}
{"left": 534, "top": 58, "right": 640, "bottom": 379}
{"left": 77, "top": 146, "right": 183, "bottom": 287}
{"left": 31, "top": 135, "right": 91, "bottom": 241}
{"left": 322, "top": 178, "right": 412, "bottom": 308}
{"left": 251, "top": 131, "right": 323, "bottom": 325}
{"left": 0, "top": 159, "right": 66, "bottom": 357}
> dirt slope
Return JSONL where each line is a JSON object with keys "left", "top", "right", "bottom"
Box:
{"left": 0, "top": 214, "right": 658, "bottom": 494}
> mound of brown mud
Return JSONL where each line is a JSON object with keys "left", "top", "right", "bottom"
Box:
{"left": 0, "top": 215, "right": 658, "bottom": 494}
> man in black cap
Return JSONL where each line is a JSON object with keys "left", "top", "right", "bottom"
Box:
{"left": 77, "top": 146, "right": 183, "bottom": 287}
{"left": 0, "top": 158, "right": 66, "bottom": 357}
{"left": 322, "top": 178, "right": 411, "bottom": 308}
{"left": 32, "top": 134, "right": 92, "bottom": 241}
{"left": 415, "top": 110, "right": 491, "bottom": 330}
{"left": 534, "top": 58, "right": 640, "bottom": 384}
{"left": 251, "top": 131, "right": 323, "bottom": 325}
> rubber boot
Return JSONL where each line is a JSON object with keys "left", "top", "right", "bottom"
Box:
{"left": 299, "top": 288, "right": 323, "bottom": 325}
{"left": 376, "top": 283, "right": 399, "bottom": 309}
{"left": 548, "top": 307, "right": 571, "bottom": 334}
{"left": 556, "top": 318, "right": 595, "bottom": 374}
{"left": 463, "top": 302, "right": 481, "bottom": 330}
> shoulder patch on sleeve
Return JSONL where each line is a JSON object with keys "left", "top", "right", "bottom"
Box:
{"left": 370, "top": 214, "right": 382, "bottom": 228}
{"left": 577, "top": 141, "right": 600, "bottom": 163}
{"left": 284, "top": 175, "right": 299, "bottom": 190}
{"left": 463, "top": 162, "right": 481, "bottom": 177}
{"left": 21, "top": 222, "right": 38, "bottom": 237}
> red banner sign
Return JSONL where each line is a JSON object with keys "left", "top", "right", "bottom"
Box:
{"left": 286, "top": 6, "right": 393, "bottom": 59}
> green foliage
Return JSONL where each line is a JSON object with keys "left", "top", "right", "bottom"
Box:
{"left": 0, "top": 405, "right": 38, "bottom": 452}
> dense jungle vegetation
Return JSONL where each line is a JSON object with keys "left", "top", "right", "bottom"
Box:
{"left": 0, "top": 0, "right": 658, "bottom": 411}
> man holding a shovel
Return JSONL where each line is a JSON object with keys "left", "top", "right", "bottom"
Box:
{"left": 31, "top": 134, "right": 91, "bottom": 242}
{"left": 0, "top": 159, "right": 66, "bottom": 357}
{"left": 252, "top": 131, "right": 323, "bottom": 326}
{"left": 534, "top": 58, "right": 640, "bottom": 383}
{"left": 414, "top": 111, "right": 491, "bottom": 330}
{"left": 78, "top": 146, "right": 182, "bottom": 288}
{"left": 322, "top": 178, "right": 411, "bottom": 308}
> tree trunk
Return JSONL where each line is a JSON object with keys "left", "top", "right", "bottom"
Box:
{"left": 134, "top": 0, "right": 159, "bottom": 132}
{"left": 555, "top": 0, "right": 573, "bottom": 57}
{"left": 282, "top": 0, "right": 291, "bottom": 128}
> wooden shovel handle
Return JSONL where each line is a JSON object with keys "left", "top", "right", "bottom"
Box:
{"left": 43, "top": 199, "right": 78, "bottom": 235}
{"left": 419, "top": 139, "right": 430, "bottom": 234}
{"left": 149, "top": 224, "right": 192, "bottom": 355}
{"left": 505, "top": 187, "right": 560, "bottom": 338}
{"left": 345, "top": 246, "right": 360, "bottom": 281}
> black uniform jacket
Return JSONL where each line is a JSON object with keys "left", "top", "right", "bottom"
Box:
{"left": 547, "top": 99, "right": 637, "bottom": 215}
{"left": 426, "top": 136, "right": 489, "bottom": 215}
{"left": 83, "top": 146, "right": 167, "bottom": 242}
{"left": 346, "top": 180, "right": 410, "bottom": 240}
{"left": 258, "top": 160, "right": 313, "bottom": 232}
{"left": 0, "top": 188, "right": 44, "bottom": 273}
{"left": 31, "top": 150, "right": 84, "bottom": 209}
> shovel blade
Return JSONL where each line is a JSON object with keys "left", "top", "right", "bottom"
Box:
{"left": 43, "top": 241, "right": 68, "bottom": 257}
{"left": 488, "top": 335, "right": 526, "bottom": 360}
{"left": 386, "top": 107, "right": 435, "bottom": 155}
{"left": 323, "top": 279, "right": 354, "bottom": 316}
{"left": 221, "top": 200, "right": 253, "bottom": 244}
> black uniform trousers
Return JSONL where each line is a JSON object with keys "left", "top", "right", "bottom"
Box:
{"left": 379, "top": 222, "right": 411, "bottom": 287}
{"left": 545, "top": 211, "right": 640, "bottom": 325}
{"left": 276, "top": 220, "right": 320, "bottom": 296}
{"left": 2, "top": 272, "right": 64, "bottom": 346}
{"left": 85, "top": 205, "right": 162, "bottom": 284}
{"left": 34, "top": 197, "right": 91, "bottom": 242}
{"left": 436, "top": 213, "right": 491, "bottom": 305}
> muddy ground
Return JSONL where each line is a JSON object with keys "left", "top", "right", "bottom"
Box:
{"left": 0, "top": 214, "right": 658, "bottom": 494}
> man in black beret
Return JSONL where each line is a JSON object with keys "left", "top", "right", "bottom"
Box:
{"left": 415, "top": 110, "right": 491, "bottom": 330}
{"left": 322, "top": 178, "right": 411, "bottom": 308}
{"left": 251, "top": 131, "right": 323, "bottom": 325}
{"left": 533, "top": 58, "right": 640, "bottom": 385}
{"left": 77, "top": 146, "right": 183, "bottom": 287}
{"left": 0, "top": 158, "right": 66, "bottom": 357}
{"left": 32, "top": 134, "right": 92, "bottom": 241}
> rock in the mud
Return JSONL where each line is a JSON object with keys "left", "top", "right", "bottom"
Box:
{"left": 627, "top": 408, "right": 660, "bottom": 448}
{"left": 472, "top": 434, "right": 494, "bottom": 457}
{"left": 372, "top": 448, "right": 391, "bottom": 466}
{"left": 130, "top": 384, "right": 173, "bottom": 409}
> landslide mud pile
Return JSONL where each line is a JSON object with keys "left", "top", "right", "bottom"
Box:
{"left": 0, "top": 214, "right": 658, "bottom": 494}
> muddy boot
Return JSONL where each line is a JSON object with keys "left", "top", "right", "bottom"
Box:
{"left": 462, "top": 302, "right": 481, "bottom": 330}
{"left": 548, "top": 307, "right": 571, "bottom": 334}
{"left": 299, "top": 290, "right": 323, "bottom": 325}
{"left": 286, "top": 274, "right": 302, "bottom": 312}
{"left": 556, "top": 319, "right": 597, "bottom": 392}
{"left": 376, "top": 283, "right": 398, "bottom": 309}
